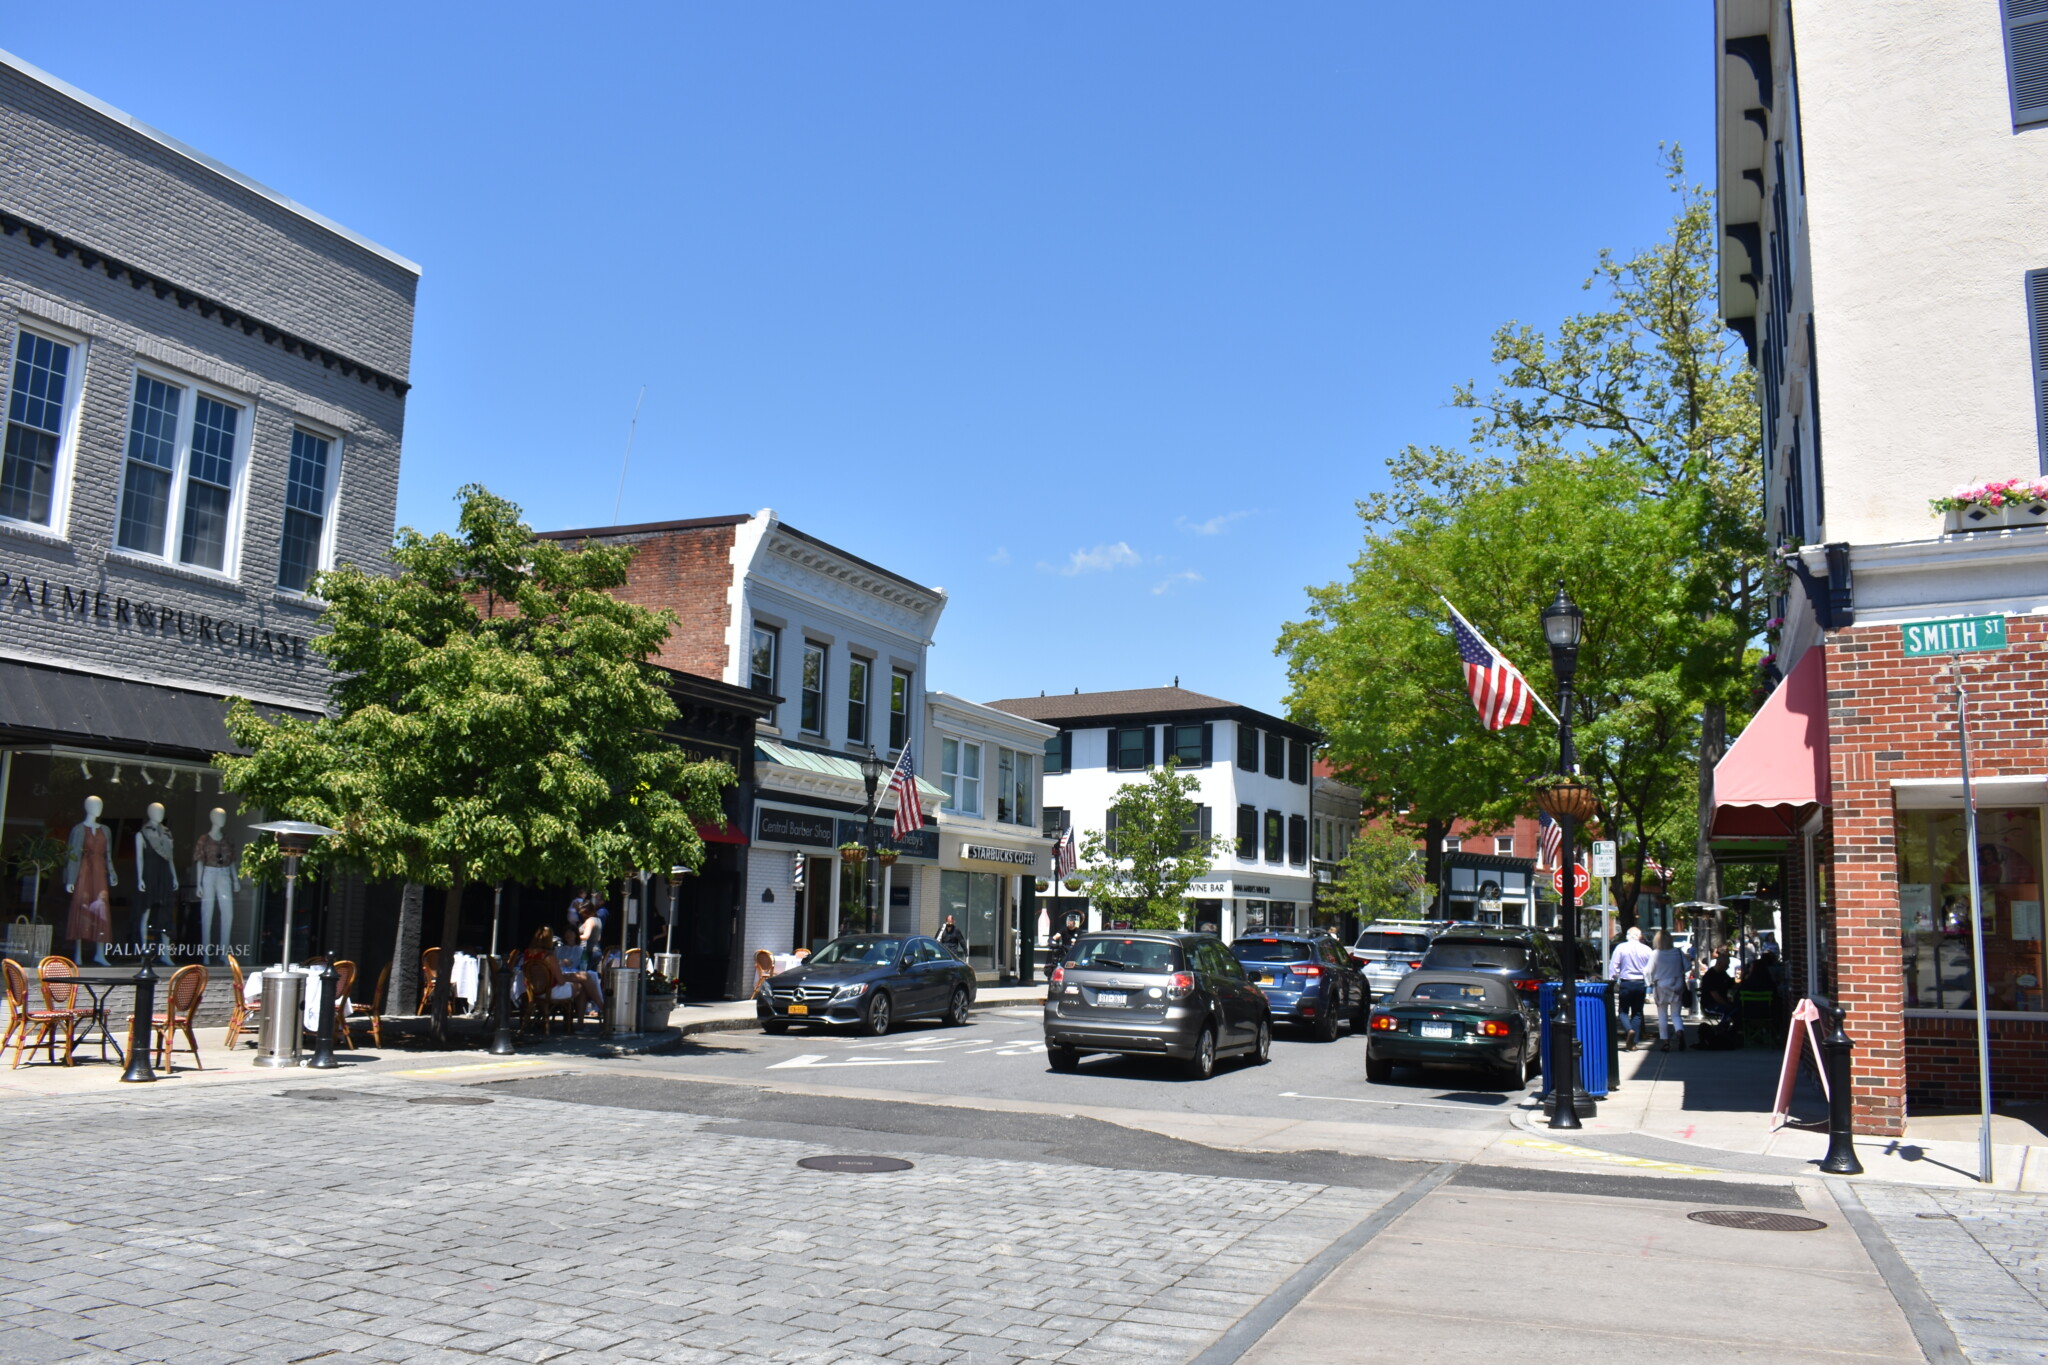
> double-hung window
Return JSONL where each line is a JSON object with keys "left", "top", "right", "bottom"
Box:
{"left": 750, "top": 624, "right": 779, "bottom": 696}
{"left": 800, "top": 644, "right": 826, "bottom": 734}
{"left": 1169, "top": 722, "right": 1209, "bottom": 766}
{"left": 889, "top": 671, "right": 911, "bottom": 749}
{"left": 117, "top": 371, "right": 247, "bottom": 573}
{"left": 1495, "top": 835, "right": 1516, "bottom": 857}
{"left": 941, "top": 738, "right": 981, "bottom": 815}
{"left": 1041, "top": 805, "right": 1066, "bottom": 839}
{"left": 1181, "top": 805, "right": 1212, "bottom": 855}
{"left": 1042, "top": 730, "right": 1069, "bottom": 774}
{"left": 996, "top": 747, "right": 1032, "bottom": 826}
{"left": 846, "top": 657, "right": 870, "bottom": 744}
{"left": 1113, "top": 727, "right": 1150, "bottom": 771}
{"left": 2, "top": 328, "right": 80, "bottom": 527}
{"left": 277, "top": 428, "right": 337, "bottom": 593}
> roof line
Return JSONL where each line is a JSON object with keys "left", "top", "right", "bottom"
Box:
{"left": 540, "top": 514, "right": 753, "bottom": 540}
{"left": 0, "top": 46, "right": 421, "bottom": 276}
{"left": 770, "top": 521, "right": 945, "bottom": 601}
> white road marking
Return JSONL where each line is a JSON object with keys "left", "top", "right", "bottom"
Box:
{"left": 765, "top": 1053, "right": 945, "bottom": 1070}
{"left": 1277, "top": 1090, "right": 1518, "bottom": 1115}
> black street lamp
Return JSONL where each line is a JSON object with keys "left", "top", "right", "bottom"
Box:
{"left": 858, "top": 749, "right": 888, "bottom": 935}
{"left": 1539, "top": 584, "right": 1596, "bottom": 1129}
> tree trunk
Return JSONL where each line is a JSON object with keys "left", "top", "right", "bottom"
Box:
{"left": 1422, "top": 816, "right": 1448, "bottom": 916}
{"left": 1695, "top": 700, "right": 1726, "bottom": 907}
{"left": 391, "top": 881, "right": 423, "bottom": 1017}
{"left": 429, "top": 868, "right": 467, "bottom": 1045}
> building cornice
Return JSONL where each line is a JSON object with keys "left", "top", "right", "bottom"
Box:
{"left": 762, "top": 524, "right": 944, "bottom": 618}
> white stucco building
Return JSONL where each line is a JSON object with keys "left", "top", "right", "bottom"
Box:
{"left": 923, "top": 692, "right": 1056, "bottom": 979}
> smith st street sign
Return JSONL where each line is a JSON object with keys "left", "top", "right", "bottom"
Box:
{"left": 1900, "top": 615, "right": 2009, "bottom": 657}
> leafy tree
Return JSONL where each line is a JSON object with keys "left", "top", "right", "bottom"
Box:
{"left": 216, "top": 486, "right": 734, "bottom": 1034}
{"left": 1074, "top": 761, "right": 1223, "bottom": 930}
{"left": 1325, "top": 823, "right": 1433, "bottom": 926}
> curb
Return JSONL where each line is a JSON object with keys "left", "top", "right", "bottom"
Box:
{"left": 668, "top": 993, "right": 1046, "bottom": 1040}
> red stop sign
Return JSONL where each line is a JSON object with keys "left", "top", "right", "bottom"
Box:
{"left": 1552, "top": 863, "right": 1590, "bottom": 899}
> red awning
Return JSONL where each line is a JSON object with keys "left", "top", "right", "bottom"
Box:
{"left": 1710, "top": 645, "right": 1830, "bottom": 841}
{"left": 697, "top": 820, "right": 748, "bottom": 846}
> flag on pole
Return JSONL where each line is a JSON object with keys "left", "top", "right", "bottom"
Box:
{"left": 1538, "top": 812, "right": 1562, "bottom": 871}
{"left": 1445, "top": 603, "right": 1537, "bottom": 730}
{"left": 1051, "top": 825, "right": 1077, "bottom": 880}
{"left": 888, "top": 745, "right": 924, "bottom": 839}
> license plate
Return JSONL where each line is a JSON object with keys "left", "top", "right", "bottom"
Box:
{"left": 1419, "top": 1022, "right": 1453, "bottom": 1039}
{"left": 1257, "top": 974, "right": 1275, "bottom": 985}
{"left": 787, "top": 1004, "right": 808, "bottom": 1015}
{"left": 1097, "top": 992, "right": 1127, "bottom": 1007}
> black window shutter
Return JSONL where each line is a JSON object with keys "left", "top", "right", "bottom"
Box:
{"left": 1146, "top": 725, "right": 1157, "bottom": 768}
{"left": 2009, "top": 1, "right": 2048, "bottom": 127}
{"left": 1198, "top": 805, "right": 1212, "bottom": 847}
{"left": 1237, "top": 805, "right": 1257, "bottom": 858}
{"left": 1200, "top": 723, "right": 1213, "bottom": 765}
{"left": 1288, "top": 815, "right": 1308, "bottom": 866}
{"left": 1106, "top": 809, "right": 1119, "bottom": 858}
{"left": 2032, "top": 270, "right": 2048, "bottom": 469}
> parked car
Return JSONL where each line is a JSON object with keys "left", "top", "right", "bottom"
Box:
{"left": 1229, "top": 933, "right": 1370, "bottom": 1040}
{"left": 1365, "top": 969, "right": 1540, "bottom": 1087}
{"left": 757, "top": 934, "right": 976, "bottom": 1035}
{"left": 1416, "top": 926, "right": 1562, "bottom": 1009}
{"left": 1043, "top": 931, "right": 1271, "bottom": 1079}
{"left": 1349, "top": 920, "right": 1442, "bottom": 998}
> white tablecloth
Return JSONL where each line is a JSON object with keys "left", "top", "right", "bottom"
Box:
{"left": 450, "top": 952, "right": 481, "bottom": 1008}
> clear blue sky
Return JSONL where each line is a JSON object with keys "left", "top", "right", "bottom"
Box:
{"left": 10, "top": 3, "right": 1713, "bottom": 715}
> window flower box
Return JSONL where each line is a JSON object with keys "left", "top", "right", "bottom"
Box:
{"left": 1932, "top": 478, "right": 2048, "bottom": 533}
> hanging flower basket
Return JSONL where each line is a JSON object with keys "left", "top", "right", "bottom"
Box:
{"left": 1933, "top": 478, "right": 2048, "bottom": 533}
{"left": 837, "top": 843, "right": 866, "bottom": 864}
{"left": 1034, "top": 879, "right": 1049, "bottom": 892}
{"left": 1063, "top": 877, "right": 1083, "bottom": 892}
{"left": 1530, "top": 777, "right": 1600, "bottom": 824}
{"left": 876, "top": 850, "right": 899, "bottom": 867}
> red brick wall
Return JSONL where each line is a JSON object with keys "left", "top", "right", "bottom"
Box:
{"left": 552, "top": 524, "right": 739, "bottom": 678}
{"left": 1824, "top": 612, "right": 2048, "bottom": 1134}
{"left": 1906, "top": 1016, "right": 2048, "bottom": 1111}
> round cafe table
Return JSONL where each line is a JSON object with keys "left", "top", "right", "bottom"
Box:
{"left": 35, "top": 969, "right": 153, "bottom": 1064}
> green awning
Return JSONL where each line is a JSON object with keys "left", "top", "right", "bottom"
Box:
{"left": 756, "top": 739, "right": 946, "bottom": 802}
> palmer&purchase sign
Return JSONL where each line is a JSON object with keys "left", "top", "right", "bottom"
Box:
{"left": 1, "top": 567, "right": 310, "bottom": 662}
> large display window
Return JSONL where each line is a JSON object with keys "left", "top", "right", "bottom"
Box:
{"left": 939, "top": 869, "right": 1000, "bottom": 972}
{"left": 0, "top": 747, "right": 263, "bottom": 966}
{"left": 1898, "top": 806, "right": 2045, "bottom": 1013}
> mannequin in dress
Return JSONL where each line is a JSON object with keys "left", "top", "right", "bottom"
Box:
{"left": 193, "top": 807, "right": 238, "bottom": 963}
{"left": 65, "top": 795, "right": 117, "bottom": 967}
{"left": 134, "top": 802, "right": 178, "bottom": 966}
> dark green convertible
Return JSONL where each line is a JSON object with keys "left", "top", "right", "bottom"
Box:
{"left": 1365, "top": 969, "right": 1538, "bottom": 1088}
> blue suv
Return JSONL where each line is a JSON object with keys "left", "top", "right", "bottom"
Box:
{"left": 1228, "top": 933, "right": 1371, "bottom": 1041}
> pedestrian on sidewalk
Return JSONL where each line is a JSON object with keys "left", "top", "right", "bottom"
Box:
{"left": 939, "top": 915, "right": 967, "bottom": 959}
{"left": 1608, "top": 926, "right": 1653, "bottom": 1050}
{"left": 1648, "top": 930, "right": 1688, "bottom": 1052}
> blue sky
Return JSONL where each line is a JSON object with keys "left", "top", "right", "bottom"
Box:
{"left": 10, "top": 3, "right": 1713, "bottom": 715}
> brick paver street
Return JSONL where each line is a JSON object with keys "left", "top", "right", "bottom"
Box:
{"left": 1853, "top": 1183, "right": 2048, "bottom": 1365}
{"left": 0, "top": 1077, "right": 1393, "bottom": 1365}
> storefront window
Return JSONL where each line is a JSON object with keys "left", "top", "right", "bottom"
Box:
{"left": 940, "top": 869, "right": 999, "bottom": 972}
{"left": 1898, "top": 806, "right": 2045, "bottom": 1013}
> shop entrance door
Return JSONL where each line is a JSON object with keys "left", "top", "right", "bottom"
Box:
{"left": 800, "top": 856, "right": 834, "bottom": 953}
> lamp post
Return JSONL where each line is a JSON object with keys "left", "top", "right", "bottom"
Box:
{"left": 859, "top": 750, "right": 888, "bottom": 935}
{"left": 247, "top": 819, "right": 338, "bottom": 1070}
{"left": 1539, "top": 585, "right": 1596, "bottom": 1129}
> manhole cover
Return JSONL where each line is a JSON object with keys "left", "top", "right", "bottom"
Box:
{"left": 407, "top": 1095, "right": 494, "bottom": 1106}
{"left": 1687, "top": 1209, "right": 1827, "bottom": 1232}
{"left": 281, "top": 1091, "right": 346, "bottom": 1102}
{"left": 797, "top": 1155, "right": 914, "bottom": 1174}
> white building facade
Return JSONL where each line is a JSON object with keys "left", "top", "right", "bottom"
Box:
{"left": 924, "top": 692, "right": 1056, "bottom": 980}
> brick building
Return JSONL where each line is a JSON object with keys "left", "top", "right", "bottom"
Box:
{"left": 0, "top": 50, "right": 415, "bottom": 969}
{"left": 1710, "top": 1, "right": 2048, "bottom": 1132}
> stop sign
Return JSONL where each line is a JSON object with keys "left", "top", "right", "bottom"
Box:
{"left": 1551, "top": 863, "right": 1590, "bottom": 899}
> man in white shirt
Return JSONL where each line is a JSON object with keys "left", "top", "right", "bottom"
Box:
{"left": 1608, "top": 926, "right": 1654, "bottom": 1051}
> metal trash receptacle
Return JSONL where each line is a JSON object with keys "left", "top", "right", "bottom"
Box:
{"left": 254, "top": 969, "right": 307, "bottom": 1068}
{"left": 1538, "top": 980, "right": 1616, "bottom": 1099}
{"left": 651, "top": 952, "right": 682, "bottom": 981}
{"left": 607, "top": 967, "right": 644, "bottom": 1036}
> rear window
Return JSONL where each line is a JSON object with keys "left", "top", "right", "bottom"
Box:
{"left": 1357, "top": 931, "right": 1431, "bottom": 955}
{"left": 1231, "top": 939, "right": 1315, "bottom": 962}
{"left": 1407, "top": 980, "right": 1494, "bottom": 1004}
{"left": 1422, "top": 940, "right": 1533, "bottom": 971}
{"left": 1070, "top": 938, "right": 1183, "bottom": 973}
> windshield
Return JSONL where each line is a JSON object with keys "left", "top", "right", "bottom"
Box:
{"left": 1231, "top": 939, "right": 1315, "bottom": 963}
{"left": 1070, "top": 938, "right": 1182, "bottom": 973}
{"left": 1423, "top": 941, "right": 1532, "bottom": 972}
{"left": 810, "top": 937, "right": 902, "bottom": 966}
{"left": 1357, "top": 931, "right": 1431, "bottom": 955}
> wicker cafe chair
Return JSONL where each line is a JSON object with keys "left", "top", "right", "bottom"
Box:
{"left": 321, "top": 961, "right": 358, "bottom": 1048}
{"left": 224, "top": 955, "right": 259, "bottom": 1049}
{"left": 753, "top": 948, "right": 774, "bottom": 995}
{"left": 517, "top": 951, "right": 578, "bottom": 1036}
{"left": 36, "top": 954, "right": 80, "bottom": 1012}
{"left": 344, "top": 962, "right": 389, "bottom": 1049}
{"left": 417, "top": 947, "right": 442, "bottom": 1014}
{"left": 144, "top": 963, "right": 209, "bottom": 1071}
{"left": 624, "top": 948, "right": 643, "bottom": 970}
{"left": 4, "top": 957, "right": 78, "bottom": 1067}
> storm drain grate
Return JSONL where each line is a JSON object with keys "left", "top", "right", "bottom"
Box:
{"left": 798, "top": 1155, "right": 914, "bottom": 1174}
{"left": 407, "top": 1094, "right": 494, "bottom": 1106}
{"left": 1687, "top": 1209, "right": 1827, "bottom": 1232}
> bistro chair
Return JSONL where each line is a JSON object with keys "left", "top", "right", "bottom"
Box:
{"left": 1738, "top": 989, "right": 1777, "bottom": 1048}
{"left": 322, "top": 961, "right": 358, "bottom": 1048}
{"left": 143, "top": 964, "right": 210, "bottom": 1072}
{"left": 344, "top": 962, "right": 389, "bottom": 1049}
{"left": 753, "top": 948, "right": 774, "bottom": 995}
{"left": 624, "top": 948, "right": 643, "bottom": 970}
{"left": 36, "top": 954, "right": 80, "bottom": 1013}
{"left": 417, "top": 947, "right": 442, "bottom": 1014}
{"left": 518, "top": 951, "right": 578, "bottom": 1036}
{"left": 225, "top": 955, "right": 259, "bottom": 1050}
{"left": 5, "top": 957, "right": 78, "bottom": 1068}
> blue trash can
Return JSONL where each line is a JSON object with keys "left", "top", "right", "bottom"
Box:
{"left": 1538, "top": 980, "right": 1616, "bottom": 1099}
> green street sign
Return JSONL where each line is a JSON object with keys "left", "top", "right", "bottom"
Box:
{"left": 1900, "top": 615, "right": 2008, "bottom": 657}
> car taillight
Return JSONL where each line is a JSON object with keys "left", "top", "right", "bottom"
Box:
{"left": 1167, "top": 971, "right": 1195, "bottom": 999}
{"left": 1512, "top": 978, "right": 1542, "bottom": 992}
{"left": 1370, "top": 1014, "right": 1397, "bottom": 1031}
{"left": 1050, "top": 966, "right": 1064, "bottom": 985}
{"left": 1480, "top": 1020, "right": 1511, "bottom": 1037}
{"left": 1294, "top": 964, "right": 1323, "bottom": 978}
{"left": 1408, "top": 961, "right": 1424, "bottom": 970}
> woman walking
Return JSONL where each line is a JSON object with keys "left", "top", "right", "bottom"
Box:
{"left": 1648, "top": 930, "right": 1689, "bottom": 1052}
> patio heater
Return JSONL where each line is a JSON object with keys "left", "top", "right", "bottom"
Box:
{"left": 247, "top": 820, "right": 337, "bottom": 1069}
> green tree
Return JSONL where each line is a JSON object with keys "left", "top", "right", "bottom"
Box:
{"left": 216, "top": 486, "right": 734, "bottom": 1034}
{"left": 1325, "top": 824, "right": 1432, "bottom": 926}
{"left": 1074, "top": 761, "right": 1222, "bottom": 930}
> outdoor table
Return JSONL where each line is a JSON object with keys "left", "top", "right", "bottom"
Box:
{"left": 37, "top": 972, "right": 154, "bottom": 1064}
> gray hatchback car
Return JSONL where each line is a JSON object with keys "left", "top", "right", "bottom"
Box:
{"left": 1043, "top": 931, "right": 1271, "bottom": 1079}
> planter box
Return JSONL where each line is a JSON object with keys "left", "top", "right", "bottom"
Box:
{"left": 643, "top": 992, "right": 676, "bottom": 1030}
{"left": 1944, "top": 501, "right": 2048, "bottom": 533}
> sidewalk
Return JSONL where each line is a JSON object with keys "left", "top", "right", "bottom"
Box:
{"left": 1508, "top": 1028, "right": 2048, "bottom": 1192}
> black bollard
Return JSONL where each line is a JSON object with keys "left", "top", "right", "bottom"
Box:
{"left": 306, "top": 965, "right": 340, "bottom": 1069}
{"left": 1819, "top": 999, "right": 1864, "bottom": 1176}
{"left": 488, "top": 960, "right": 517, "bottom": 1055}
{"left": 121, "top": 962, "right": 158, "bottom": 1083}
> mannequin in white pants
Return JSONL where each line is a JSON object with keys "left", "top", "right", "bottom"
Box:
{"left": 193, "top": 807, "right": 238, "bottom": 963}
{"left": 135, "top": 803, "right": 178, "bottom": 966}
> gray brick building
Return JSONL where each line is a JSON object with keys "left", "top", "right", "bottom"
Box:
{"left": 0, "top": 48, "right": 414, "bottom": 970}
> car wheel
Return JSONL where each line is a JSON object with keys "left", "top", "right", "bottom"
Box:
{"left": 1182, "top": 1027, "right": 1218, "bottom": 1080}
{"left": 1366, "top": 1050, "right": 1394, "bottom": 1084}
{"left": 862, "top": 991, "right": 893, "bottom": 1036}
{"left": 945, "top": 986, "right": 971, "bottom": 1027}
{"left": 1047, "top": 1044, "right": 1081, "bottom": 1071}
{"left": 762, "top": 1020, "right": 789, "bottom": 1035}
{"left": 1316, "top": 1004, "right": 1341, "bottom": 1043}
{"left": 1251, "top": 1017, "right": 1272, "bottom": 1065}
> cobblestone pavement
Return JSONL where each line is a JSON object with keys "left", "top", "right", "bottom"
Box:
{"left": 1853, "top": 1183, "right": 2048, "bottom": 1364}
{"left": 0, "top": 1078, "right": 1397, "bottom": 1365}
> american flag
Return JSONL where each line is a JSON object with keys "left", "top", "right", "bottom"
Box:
{"left": 888, "top": 745, "right": 924, "bottom": 839}
{"left": 1448, "top": 609, "right": 1535, "bottom": 730}
{"left": 1538, "top": 812, "right": 1562, "bottom": 871}
{"left": 1051, "top": 825, "right": 1077, "bottom": 879}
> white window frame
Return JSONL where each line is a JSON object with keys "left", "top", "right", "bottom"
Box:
{"left": 1, "top": 322, "right": 89, "bottom": 536}
{"left": 1495, "top": 835, "right": 1515, "bottom": 857}
{"left": 941, "top": 737, "right": 982, "bottom": 816}
{"left": 112, "top": 362, "right": 252, "bottom": 579}
{"left": 275, "top": 421, "right": 344, "bottom": 597}
{"left": 995, "top": 746, "right": 1033, "bottom": 827}
{"left": 846, "top": 655, "right": 871, "bottom": 745}
{"left": 1443, "top": 836, "right": 1462, "bottom": 853}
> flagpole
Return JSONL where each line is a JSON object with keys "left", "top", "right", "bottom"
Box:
{"left": 1442, "top": 595, "right": 1562, "bottom": 726}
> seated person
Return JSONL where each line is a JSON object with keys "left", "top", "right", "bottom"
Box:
{"left": 522, "top": 928, "right": 600, "bottom": 1017}
{"left": 1698, "top": 950, "right": 1736, "bottom": 1015}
